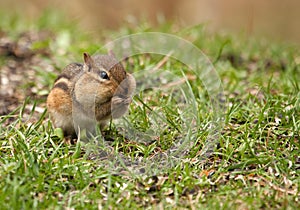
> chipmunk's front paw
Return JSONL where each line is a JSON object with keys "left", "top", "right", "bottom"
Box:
{"left": 111, "top": 96, "right": 132, "bottom": 118}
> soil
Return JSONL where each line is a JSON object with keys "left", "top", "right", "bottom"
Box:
{"left": 0, "top": 30, "right": 55, "bottom": 119}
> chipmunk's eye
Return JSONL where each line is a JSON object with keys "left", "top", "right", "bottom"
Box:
{"left": 99, "top": 71, "right": 109, "bottom": 80}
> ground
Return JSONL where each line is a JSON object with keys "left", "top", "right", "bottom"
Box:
{"left": 0, "top": 12, "right": 299, "bottom": 209}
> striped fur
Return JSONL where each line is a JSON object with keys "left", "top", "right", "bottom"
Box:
{"left": 47, "top": 53, "right": 136, "bottom": 139}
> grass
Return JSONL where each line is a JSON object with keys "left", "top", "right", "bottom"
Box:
{"left": 0, "top": 10, "right": 299, "bottom": 209}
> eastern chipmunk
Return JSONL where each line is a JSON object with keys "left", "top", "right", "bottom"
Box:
{"left": 47, "top": 52, "right": 136, "bottom": 138}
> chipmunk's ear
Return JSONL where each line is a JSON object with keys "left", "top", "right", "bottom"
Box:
{"left": 83, "top": 52, "right": 94, "bottom": 72}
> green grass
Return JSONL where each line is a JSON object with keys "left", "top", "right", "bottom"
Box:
{"left": 0, "top": 11, "right": 299, "bottom": 209}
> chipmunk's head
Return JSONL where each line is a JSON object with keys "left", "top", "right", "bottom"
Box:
{"left": 74, "top": 52, "right": 133, "bottom": 110}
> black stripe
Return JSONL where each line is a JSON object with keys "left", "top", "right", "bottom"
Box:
{"left": 55, "top": 73, "right": 71, "bottom": 82}
{"left": 53, "top": 82, "right": 69, "bottom": 92}
{"left": 74, "top": 63, "right": 82, "bottom": 67}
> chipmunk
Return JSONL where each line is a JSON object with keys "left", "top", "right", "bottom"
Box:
{"left": 47, "top": 52, "right": 136, "bottom": 138}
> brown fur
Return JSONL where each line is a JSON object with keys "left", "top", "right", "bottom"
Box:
{"left": 47, "top": 52, "right": 136, "bottom": 139}
{"left": 47, "top": 88, "right": 72, "bottom": 115}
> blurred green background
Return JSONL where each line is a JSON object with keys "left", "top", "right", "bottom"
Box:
{"left": 1, "top": 0, "right": 300, "bottom": 44}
